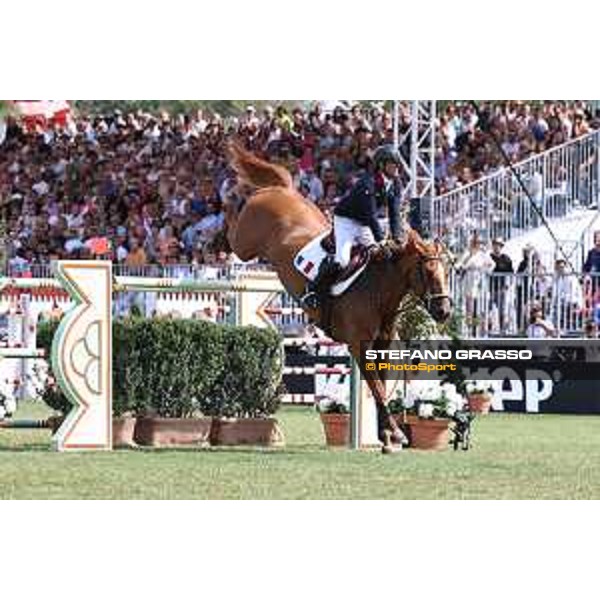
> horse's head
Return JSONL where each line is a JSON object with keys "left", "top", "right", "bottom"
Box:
{"left": 401, "top": 230, "right": 452, "bottom": 323}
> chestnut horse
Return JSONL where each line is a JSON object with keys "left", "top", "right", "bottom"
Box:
{"left": 226, "top": 142, "right": 451, "bottom": 452}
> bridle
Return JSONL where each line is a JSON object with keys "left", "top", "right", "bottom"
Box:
{"left": 416, "top": 253, "right": 451, "bottom": 310}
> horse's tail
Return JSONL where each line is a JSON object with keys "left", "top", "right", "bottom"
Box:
{"left": 228, "top": 140, "right": 293, "bottom": 190}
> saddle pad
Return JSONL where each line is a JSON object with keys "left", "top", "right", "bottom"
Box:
{"left": 293, "top": 230, "right": 330, "bottom": 282}
{"left": 293, "top": 229, "right": 369, "bottom": 297}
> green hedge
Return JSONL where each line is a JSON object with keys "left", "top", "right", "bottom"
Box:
{"left": 37, "top": 318, "right": 284, "bottom": 419}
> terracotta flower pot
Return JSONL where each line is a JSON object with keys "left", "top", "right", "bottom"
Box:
{"left": 210, "top": 418, "right": 284, "bottom": 447}
{"left": 134, "top": 416, "right": 213, "bottom": 447}
{"left": 405, "top": 415, "right": 450, "bottom": 451}
{"left": 320, "top": 413, "right": 350, "bottom": 447}
{"left": 467, "top": 393, "right": 492, "bottom": 414}
{"left": 112, "top": 416, "right": 137, "bottom": 448}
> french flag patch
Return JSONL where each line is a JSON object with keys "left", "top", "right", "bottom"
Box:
{"left": 296, "top": 254, "right": 315, "bottom": 278}
{"left": 303, "top": 261, "right": 314, "bottom": 275}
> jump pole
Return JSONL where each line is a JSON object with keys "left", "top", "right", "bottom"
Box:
{"left": 0, "top": 268, "right": 379, "bottom": 451}
{"left": 349, "top": 360, "right": 380, "bottom": 450}
{"left": 350, "top": 360, "right": 361, "bottom": 450}
{"left": 0, "top": 349, "right": 46, "bottom": 359}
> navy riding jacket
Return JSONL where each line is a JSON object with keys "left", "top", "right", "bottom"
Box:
{"left": 334, "top": 173, "right": 402, "bottom": 242}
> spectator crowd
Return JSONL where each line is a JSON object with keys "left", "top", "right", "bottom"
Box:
{"left": 456, "top": 230, "right": 600, "bottom": 337}
{"left": 1, "top": 100, "right": 599, "bottom": 277}
{"left": 435, "top": 100, "right": 600, "bottom": 192}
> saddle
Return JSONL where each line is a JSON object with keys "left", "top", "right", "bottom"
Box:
{"left": 319, "top": 231, "right": 371, "bottom": 285}
{"left": 320, "top": 231, "right": 336, "bottom": 254}
{"left": 296, "top": 230, "right": 379, "bottom": 310}
{"left": 317, "top": 245, "right": 371, "bottom": 291}
{"left": 336, "top": 245, "right": 370, "bottom": 283}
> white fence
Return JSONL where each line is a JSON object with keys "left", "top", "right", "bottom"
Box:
{"left": 432, "top": 131, "right": 600, "bottom": 254}
{"left": 1, "top": 267, "right": 599, "bottom": 412}
{"left": 3, "top": 266, "right": 599, "bottom": 340}
{"left": 450, "top": 271, "right": 600, "bottom": 338}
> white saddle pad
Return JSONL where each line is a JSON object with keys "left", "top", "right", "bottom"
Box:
{"left": 293, "top": 230, "right": 368, "bottom": 297}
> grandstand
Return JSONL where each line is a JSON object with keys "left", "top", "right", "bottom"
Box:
{"left": 1, "top": 100, "right": 599, "bottom": 338}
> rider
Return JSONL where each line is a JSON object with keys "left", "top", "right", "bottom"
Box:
{"left": 301, "top": 144, "right": 403, "bottom": 309}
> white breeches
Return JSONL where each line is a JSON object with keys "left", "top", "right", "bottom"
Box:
{"left": 333, "top": 215, "right": 375, "bottom": 268}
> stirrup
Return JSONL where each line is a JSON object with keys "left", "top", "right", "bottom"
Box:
{"left": 300, "top": 291, "right": 320, "bottom": 309}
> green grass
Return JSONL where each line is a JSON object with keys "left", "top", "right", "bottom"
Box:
{"left": 1, "top": 403, "right": 599, "bottom": 499}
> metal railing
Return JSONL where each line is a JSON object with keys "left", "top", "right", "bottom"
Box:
{"left": 449, "top": 271, "right": 600, "bottom": 338}
{"left": 566, "top": 210, "right": 600, "bottom": 269}
{"left": 70, "top": 269, "right": 600, "bottom": 338}
{"left": 2, "top": 261, "right": 273, "bottom": 280}
{"left": 432, "top": 131, "right": 600, "bottom": 254}
{"left": 3, "top": 264, "right": 600, "bottom": 339}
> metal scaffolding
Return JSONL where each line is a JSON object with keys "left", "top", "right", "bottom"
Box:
{"left": 393, "top": 100, "right": 436, "bottom": 202}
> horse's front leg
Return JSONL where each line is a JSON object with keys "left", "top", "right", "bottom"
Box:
{"left": 366, "top": 369, "right": 409, "bottom": 452}
{"left": 351, "top": 340, "right": 406, "bottom": 454}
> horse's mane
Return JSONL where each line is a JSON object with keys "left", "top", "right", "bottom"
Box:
{"left": 228, "top": 141, "right": 293, "bottom": 190}
{"left": 386, "top": 228, "right": 440, "bottom": 259}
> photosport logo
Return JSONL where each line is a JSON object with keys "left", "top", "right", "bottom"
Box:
{"left": 359, "top": 339, "right": 600, "bottom": 413}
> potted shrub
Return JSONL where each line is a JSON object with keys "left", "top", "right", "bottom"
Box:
{"left": 465, "top": 381, "right": 494, "bottom": 414}
{"left": 392, "top": 381, "right": 466, "bottom": 451}
{"left": 206, "top": 326, "right": 285, "bottom": 447}
{"left": 129, "top": 318, "right": 221, "bottom": 447}
{"left": 110, "top": 320, "right": 140, "bottom": 447}
{"left": 317, "top": 397, "right": 350, "bottom": 447}
{"left": 37, "top": 318, "right": 286, "bottom": 449}
{"left": 37, "top": 318, "right": 217, "bottom": 448}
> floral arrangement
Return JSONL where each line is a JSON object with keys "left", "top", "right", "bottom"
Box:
{"left": 391, "top": 380, "right": 465, "bottom": 420}
{"left": 464, "top": 380, "right": 495, "bottom": 395}
{"left": 316, "top": 396, "right": 349, "bottom": 414}
{"left": 0, "top": 379, "right": 19, "bottom": 420}
{"left": 0, "top": 370, "right": 54, "bottom": 421}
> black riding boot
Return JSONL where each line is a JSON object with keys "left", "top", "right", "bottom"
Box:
{"left": 300, "top": 255, "right": 340, "bottom": 310}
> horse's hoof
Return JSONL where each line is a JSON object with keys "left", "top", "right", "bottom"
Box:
{"left": 381, "top": 444, "right": 402, "bottom": 455}
{"left": 391, "top": 431, "right": 408, "bottom": 446}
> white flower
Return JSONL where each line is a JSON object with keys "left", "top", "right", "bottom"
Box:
{"left": 403, "top": 395, "right": 415, "bottom": 409}
{"left": 317, "top": 397, "right": 333, "bottom": 412}
{"left": 318, "top": 396, "right": 348, "bottom": 413}
{"left": 4, "top": 399, "right": 17, "bottom": 415}
{"left": 465, "top": 380, "right": 477, "bottom": 394}
{"left": 443, "top": 383, "right": 464, "bottom": 408}
{"left": 418, "top": 403, "right": 435, "bottom": 418}
{"left": 408, "top": 378, "right": 431, "bottom": 395}
{"left": 441, "top": 382, "right": 460, "bottom": 401}
{"left": 440, "top": 382, "right": 455, "bottom": 394}
{"left": 466, "top": 380, "right": 495, "bottom": 395}
{"left": 421, "top": 383, "right": 440, "bottom": 401}
{"left": 446, "top": 395, "right": 465, "bottom": 416}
